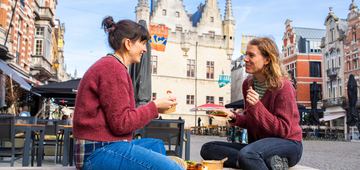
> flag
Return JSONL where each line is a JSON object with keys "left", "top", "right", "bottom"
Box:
{"left": 149, "top": 25, "right": 168, "bottom": 52}
{"left": 218, "top": 75, "right": 231, "bottom": 88}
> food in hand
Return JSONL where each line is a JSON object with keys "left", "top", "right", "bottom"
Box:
{"left": 185, "top": 160, "right": 208, "bottom": 170}
{"left": 210, "top": 110, "right": 228, "bottom": 117}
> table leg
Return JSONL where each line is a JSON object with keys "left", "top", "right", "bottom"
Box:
{"left": 185, "top": 129, "right": 190, "bottom": 161}
{"left": 37, "top": 129, "right": 44, "bottom": 166}
{"left": 22, "top": 127, "right": 32, "bottom": 166}
{"left": 62, "top": 128, "right": 70, "bottom": 166}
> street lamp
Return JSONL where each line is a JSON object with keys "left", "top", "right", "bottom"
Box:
{"left": 54, "top": 59, "right": 59, "bottom": 80}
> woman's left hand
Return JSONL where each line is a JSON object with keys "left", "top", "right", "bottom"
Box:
{"left": 246, "top": 86, "right": 259, "bottom": 106}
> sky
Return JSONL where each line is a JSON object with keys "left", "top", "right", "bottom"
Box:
{"left": 56, "top": 0, "right": 354, "bottom": 77}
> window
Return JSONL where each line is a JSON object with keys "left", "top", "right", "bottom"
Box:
{"left": 347, "top": 56, "right": 351, "bottom": 71}
{"left": 287, "top": 47, "right": 291, "bottom": 56}
{"left": 327, "top": 82, "right": 331, "bottom": 98}
{"left": 35, "top": 39, "right": 43, "bottom": 55}
{"left": 20, "top": 0, "right": 25, "bottom": 8}
{"left": 36, "top": 27, "right": 44, "bottom": 36}
{"left": 330, "top": 29, "right": 334, "bottom": 41}
{"left": 338, "top": 79, "right": 342, "bottom": 96}
{"left": 18, "top": 18, "right": 22, "bottom": 30}
{"left": 151, "top": 55, "right": 157, "bottom": 74}
{"left": 219, "top": 97, "right": 223, "bottom": 106}
{"left": 310, "top": 84, "right": 322, "bottom": 101}
{"left": 291, "top": 63, "right": 296, "bottom": 78}
{"left": 330, "top": 51, "right": 336, "bottom": 68}
{"left": 354, "top": 58, "right": 358, "bottom": 69}
{"left": 210, "top": 17, "right": 214, "bottom": 22}
{"left": 162, "top": 10, "right": 166, "bottom": 16}
{"left": 206, "top": 61, "right": 214, "bottom": 79}
{"left": 17, "top": 34, "right": 21, "bottom": 52}
{"left": 209, "top": 31, "right": 215, "bottom": 38}
{"left": 331, "top": 80, "right": 337, "bottom": 98}
{"left": 310, "top": 62, "right": 321, "bottom": 77}
{"left": 175, "top": 11, "right": 180, "bottom": 17}
{"left": 326, "top": 54, "right": 329, "bottom": 69}
{"left": 186, "top": 95, "right": 194, "bottom": 105}
{"left": 337, "top": 50, "right": 341, "bottom": 67}
{"left": 206, "top": 96, "right": 214, "bottom": 104}
{"left": 187, "top": 59, "right": 195, "bottom": 77}
{"left": 353, "top": 27, "right": 357, "bottom": 42}
{"left": 152, "top": 93, "right": 156, "bottom": 101}
{"left": 176, "top": 27, "right": 182, "bottom": 31}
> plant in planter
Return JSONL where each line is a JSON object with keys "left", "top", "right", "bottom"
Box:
{"left": 1, "top": 73, "right": 22, "bottom": 115}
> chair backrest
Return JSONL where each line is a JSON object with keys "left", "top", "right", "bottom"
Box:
{"left": 37, "top": 119, "right": 59, "bottom": 136}
{"left": 0, "top": 114, "right": 15, "bottom": 143}
{"left": 15, "top": 116, "right": 37, "bottom": 124}
{"left": 144, "top": 119, "right": 185, "bottom": 157}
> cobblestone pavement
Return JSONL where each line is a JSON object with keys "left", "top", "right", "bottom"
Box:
{"left": 188, "top": 136, "right": 360, "bottom": 170}
{"left": 1, "top": 135, "right": 360, "bottom": 170}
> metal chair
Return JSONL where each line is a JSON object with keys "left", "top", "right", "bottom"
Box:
{"left": 0, "top": 114, "right": 24, "bottom": 166}
{"left": 143, "top": 119, "right": 185, "bottom": 158}
{"left": 34, "top": 119, "right": 61, "bottom": 164}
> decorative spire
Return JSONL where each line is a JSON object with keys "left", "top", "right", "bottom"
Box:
{"left": 138, "top": 0, "right": 148, "bottom": 7}
{"left": 224, "top": 0, "right": 233, "bottom": 21}
{"left": 349, "top": 0, "right": 357, "bottom": 10}
{"left": 329, "top": 7, "right": 333, "bottom": 14}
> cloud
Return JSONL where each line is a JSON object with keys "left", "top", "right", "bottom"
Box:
{"left": 233, "top": 6, "right": 252, "bottom": 24}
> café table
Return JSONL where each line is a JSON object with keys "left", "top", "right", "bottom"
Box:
{"left": 14, "top": 124, "right": 45, "bottom": 166}
{"left": 58, "top": 125, "right": 73, "bottom": 166}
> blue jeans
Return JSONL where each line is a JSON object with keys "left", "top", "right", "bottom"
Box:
{"left": 81, "top": 138, "right": 185, "bottom": 170}
{"left": 201, "top": 137, "right": 302, "bottom": 170}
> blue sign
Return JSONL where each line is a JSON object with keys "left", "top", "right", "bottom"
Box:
{"left": 218, "top": 75, "right": 231, "bottom": 88}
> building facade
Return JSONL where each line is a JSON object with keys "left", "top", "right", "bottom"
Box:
{"left": 135, "top": 0, "right": 235, "bottom": 127}
{"left": 0, "top": 0, "right": 35, "bottom": 82}
{"left": 320, "top": 7, "right": 347, "bottom": 131}
{"left": 281, "top": 19, "right": 325, "bottom": 110}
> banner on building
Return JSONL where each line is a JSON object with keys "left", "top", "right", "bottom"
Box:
{"left": 58, "top": 39, "right": 63, "bottom": 48}
{"left": 149, "top": 25, "right": 168, "bottom": 52}
{"left": 218, "top": 75, "right": 231, "bottom": 88}
{"left": 241, "top": 35, "right": 258, "bottom": 54}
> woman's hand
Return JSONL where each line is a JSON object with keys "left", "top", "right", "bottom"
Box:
{"left": 222, "top": 109, "right": 235, "bottom": 119}
{"left": 246, "top": 86, "right": 259, "bottom": 106}
{"left": 153, "top": 97, "right": 178, "bottom": 112}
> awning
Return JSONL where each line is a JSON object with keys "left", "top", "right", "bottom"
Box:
{"left": 0, "top": 60, "right": 31, "bottom": 91}
{"left": 320, "top": 113, "right": 345, "bottom": 121}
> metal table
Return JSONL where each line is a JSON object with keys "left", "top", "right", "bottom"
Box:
{"left": 15, "top": 124, "right": 45, "bottom": 166}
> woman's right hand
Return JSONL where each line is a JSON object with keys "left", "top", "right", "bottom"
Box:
{"left": 153, "top": 97, "right": 178, "bottom": 112}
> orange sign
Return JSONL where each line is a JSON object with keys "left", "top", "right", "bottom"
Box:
{"left": 149, "top": 25, "right": 168, "bottom": 52}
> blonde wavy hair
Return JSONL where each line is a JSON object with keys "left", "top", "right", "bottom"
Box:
{"left": 247, "top": 37, "right": 291, "bottom": 90}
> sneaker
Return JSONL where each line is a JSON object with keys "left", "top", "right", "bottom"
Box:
{"left": 270, "top": 155, "right": 288, "bottom": 170}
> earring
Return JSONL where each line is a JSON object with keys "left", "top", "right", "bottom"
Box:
{"left": 262, "top": 67, "right": 266, "bottom": 75}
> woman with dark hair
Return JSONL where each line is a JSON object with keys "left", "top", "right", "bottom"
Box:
{"left": 73, "top": 17, "right": 183, "bottom": 170}
{"left": 200, "top": 37, "right": 302, "bottom": 170}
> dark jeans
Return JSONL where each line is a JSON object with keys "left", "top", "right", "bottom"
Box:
{"left": 200, "top": 137, "right": 302, "bottom": 170}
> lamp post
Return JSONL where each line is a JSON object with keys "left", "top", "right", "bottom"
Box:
{"left": 54, "top": 59, "right": 59, "bottom": 81}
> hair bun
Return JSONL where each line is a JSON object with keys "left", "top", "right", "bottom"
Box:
{"left": 102, "top": 16, "right": 116, "bottom": 33}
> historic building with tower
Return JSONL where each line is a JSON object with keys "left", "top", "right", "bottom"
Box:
{"left": 135, "top": 0, "right": 235, "bottom": 127}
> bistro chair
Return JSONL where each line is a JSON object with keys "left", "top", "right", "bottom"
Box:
{"left": 0, "top": 114, "right": 24, "bottom": 166}
{"left": 33, "top": 119, "right": 61, "bottom": 164}
{"left": 144, "top": 119, "right": 185, "bottom": 158}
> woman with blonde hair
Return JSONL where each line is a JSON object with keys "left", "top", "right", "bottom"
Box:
{"left": 201, "top": 37, "right": 302, "bottom": 170}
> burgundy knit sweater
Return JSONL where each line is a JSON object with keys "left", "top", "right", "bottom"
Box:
{"left": 73, "top": 56, "right": 158, "bottom": 142}
{"left": 230, "top": 76, "right": 302, "bottom": 143}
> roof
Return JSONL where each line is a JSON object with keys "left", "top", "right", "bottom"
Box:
{"left": 190, "top": 4, "right": 205, "bottom": 27}
{"left": 293, "top": 27, "right": 326, "bottom": 39}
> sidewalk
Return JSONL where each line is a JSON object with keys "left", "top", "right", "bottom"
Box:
{"left": 1, "top": 135, "right": 360, "bottom": 169}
